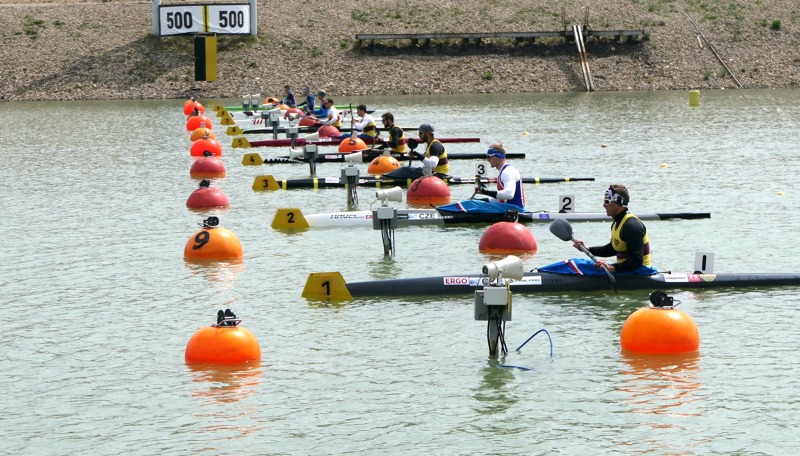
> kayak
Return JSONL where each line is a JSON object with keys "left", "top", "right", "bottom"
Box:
{"left": 241, "top": 125, "right": 419, "bottom": 135}
{"left": 244, "top": 151, "right": 527, "bottom": 165}
{"left": 235, "top": 136, "right": 480, "bottom": 149}
{"left": 302, "top": 270, "right": 800, "bottom": 299}
{"left": 272, "top": 207, "right": 710, "bottom": 229}
{"left": 256, "top": 175, "right": 591, "bottom": 191}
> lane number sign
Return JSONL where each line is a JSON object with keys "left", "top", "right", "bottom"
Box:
{"left": 159, "top": 4, "right": 250, "bottom": 36}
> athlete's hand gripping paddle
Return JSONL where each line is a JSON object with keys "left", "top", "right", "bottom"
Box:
{"left": 549, "top": 219, "right": 617, "bottom": 293}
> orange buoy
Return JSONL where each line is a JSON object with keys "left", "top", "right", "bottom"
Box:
{"left": 278, "top": 104, "right": 291, "bottom": 110}
{"left": 184, "top": 217, "right": 243, "bottom": 260}
{"left": 621, "top": 293, "right": 700, "bottom": 354}
{"left": 190, "top": 127, "right": 216, "bottom": 142}
{"left": 187, "top": 180, "right": 229, "bottom": 208}
{"left": 406, "top": 176, "right": 451, "bottom": 206}
{"left": 185, "top": 309, "right": 261, "bottom": 364}
{"left": 299, "top": 116, "right": 317, "bottom": 127}
{"left": 338, "top": 136, "right": 368, "bottom": 153}
{"left": 317, "top": 126, "right": 340, "bottom": 138}
{"left": 264, "top": 96, "right": 279, "bottom": 105}
{"left": 190, "top": 138, "right": 222, "bottom": 157}
{"left": 184, "top": 101, "right": 205, "bottom": 116}
{"left": 190, "top": 152, "right": 226, "bottom": 178}
{"left": 367, "top": 156, "right": 401, "bottom": 175}
{"left": 186, "top": 114, "right": 213, "bottom": 132}
{"left": 284, "top": 107, "right": 303, "bottom": 119}
{"left": 479, "top": 221, "right": 538, "bottom": 253}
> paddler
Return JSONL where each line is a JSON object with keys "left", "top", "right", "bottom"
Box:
{"left": 351, "top": 104, "right": 378, "bottom": 139}
{"left": 411, "top": 123, "right": 449, "bottom": 175}
{"left": 572, "top": 184, "right": 652, "bottom": 273}
{"left": 380, "top": 112, "right": 406, "bottom": 153}
{"left": 473, "top": 142, "right": 525, "bottom": 209}
{"left": 297, "top": 87, "right": 315, "bottom": 114}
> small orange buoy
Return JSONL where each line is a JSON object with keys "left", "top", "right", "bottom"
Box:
{"left": 190, "top": 138, "right": 223, "bottom": 157}
{"left": 190, "top": 127, "right": 216, "bottom": 142}
{"left": 190, "top": 152, "right": 226, "bottom": 178}
{"left": 186, "top": 114, "right": 213, "bottom": 132}
{"left": 187, "top": 179, "right": 229, "bottom": 209}
{"left": 407, "top": 176, "right": 451, "bottom": 206}
{"left": 367, "top": 156, "right": 401, "bottom": 175}
{"left": 185, "top": 309, "right": 261, "bottom": 364}
{"left": 317, "top": 126, "right": 340, "bottom": 138}
{"left": 264, "top": 97, "right": 279, "bottom": 105}
{"left": 184, "top": 216, "right": 243, "bottom": 260}
{"left": 338, "top": 136, "right": 368, "bottom": 153}
{"left": 479, "top": 221, "right": 537, "bottom": 253}
{"left": 620, "top": 292, "right": 700, "bottom": 354}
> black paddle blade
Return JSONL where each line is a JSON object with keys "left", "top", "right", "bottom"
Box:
{"left": 549, "top": 219, "right": 574, "bottom": 242}
{"left": 407, "top": 138, "right": 419, "bottom": 151}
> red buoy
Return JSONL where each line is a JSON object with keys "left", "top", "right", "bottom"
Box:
{"left": 185, "top": 309, "right": 261, "bottom": 364}
{"left": 299, "top": 116, "right": 317, "bottom": 127}
{"left": 478, "top": 222, "right": 538, "bottom": 253}
{"left": 621, "top": 301, "right": 700, "bottom": 355}
{"left": 284, "top": 107, "right": 304, "bottom": 119}
{"left": 186, "top": 114, "right": 213, "bottom": 132}
{"left": 367, "top": 156, "right": 401, "bottom": 175}
{"left": 184, "top": 101, "right": 205, "bottom": 116}
{"left": 406, "top": 176, "right": 451, "bottom": 206}
{"left": 186, "top": 180, "right": 229, "bottom": 209}
{"left": 317, "top": 126, "right": 340, "bottom": 138}
{"left": 184, "top": 217, "right": 243, "bottom": 261}
{"left": 190, "top": 152, "right": 226, "bottom": 178}
{"left": 190, "top": 138, "right": 223, "bottom": 157}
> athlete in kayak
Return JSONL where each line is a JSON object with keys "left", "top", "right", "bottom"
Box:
{"left": 351, "top": 104, "right": 378, "bottom": 139}
{"left": 380, "top": 112, "right": 406, "bottom": 153}
{"left": 572, "top": 184, "right": 652, "bottom": 273}
{"left": 473, "top": 142, "right": 525, "bottom": 209}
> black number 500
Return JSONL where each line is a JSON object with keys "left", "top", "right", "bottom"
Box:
{"left": 219, "top": 10, "right": 245, "bottom": 28}
{"left": 166, "top": 12, "right": 193, "bottom": 29}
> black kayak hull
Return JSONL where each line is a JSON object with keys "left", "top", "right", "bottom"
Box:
{"left": 343, "top": 272, "right": 800, "bottom": 297}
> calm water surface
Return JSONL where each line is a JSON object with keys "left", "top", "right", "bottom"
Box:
{"left": 2, "top": 90, "right": 799, "bottom": 455}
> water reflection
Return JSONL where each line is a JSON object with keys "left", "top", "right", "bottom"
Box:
{"left": 618, "top": 351, "right": 702, "bottom": 419}
{"left": 187, "top": 362, "right": 263, "bottom": 404}
{"left": 473, "top": 358, "right": 518, "bottom": 415}
{"left": 184, "top": 259, "right": 244, "bottom": 286}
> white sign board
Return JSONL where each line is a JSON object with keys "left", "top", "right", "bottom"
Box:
{"left": 159, "top": 4, "right": 251, "bottom": 36}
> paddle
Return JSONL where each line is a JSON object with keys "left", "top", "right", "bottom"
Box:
{"left": 549, "top": 219, "right": 617, "bottom": 293}
{"left": 470, "top": 175, "right": 486, "bottom": 200}
{"left": 406, "top": 137, "right": 419, "bottom": 167}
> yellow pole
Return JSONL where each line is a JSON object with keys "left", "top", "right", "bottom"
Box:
{"left": 689, "top": 90, "right": 700, "bottom": 107}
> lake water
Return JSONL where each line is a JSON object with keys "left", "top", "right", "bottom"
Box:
{"left": 2, "top": 89, "right": 799, "bottom": 455}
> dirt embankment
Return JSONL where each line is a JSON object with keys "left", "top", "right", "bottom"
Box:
{"left": 0, "top": 0, "right": 798, "bottom": 101}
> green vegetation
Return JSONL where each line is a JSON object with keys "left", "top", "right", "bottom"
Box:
{"left": 770, "top": 19, "right": 781, "bottom": 30}
{"left": 23, "top": 16, "right": 46, "bottom": 40}
{"left": 482, "top": 71, "right": 494, "bottom": 81}
{"left": 311, "top": 46, "right": 323, "bottom": 57}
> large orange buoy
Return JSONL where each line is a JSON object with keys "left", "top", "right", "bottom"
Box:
{"left": 187, "top": 179, "right": 229, "bottom": 208}
{"left": 317, "top": 125, "right": 340, "bottom": 138}
{"left": 185, "top": 309, "right": 261, "bottom": 364}
{"left": 190, "top": 152, "right": 226, "bottom": 178}
{"left": 479, "top": 221, "right": 538, "bottom": 253}
{"left": 184, "top": 216, "right": 243, "bottom": 260}
{"left": 264, "top": 96, "right": 279, "bottom": 105}
{"left": 190, "top": 138, "right": 222, "bottom": 157}
{"left": 367, "top": 156, "right": 401, "bottom": 175}
{"left": 338, "top": 136, "right": 367, "bottom": 153}
{"left": 406, "top": 176, "right": 451, "bottom": 206}
{"left": 299, "top": 116, "right": 317, "bottom": 127}
{"left": 186, "top": 114, "right": 213, "bottom": 132}
{"left": 620, "top": 292, "right": 700, "bottom": 354}
{"left": 278, "top": 104, "right": 291, "bottom": 110}
{"left": 190, "top": 127, "right": 216, "bottom": 142}
{"left": 184, "top": 101, "right": 205, "bottom": 116}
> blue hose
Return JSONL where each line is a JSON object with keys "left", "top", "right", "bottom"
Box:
{"left": 514, "top": 328, "right": 554, "bottom": 358}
